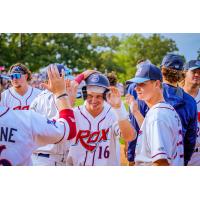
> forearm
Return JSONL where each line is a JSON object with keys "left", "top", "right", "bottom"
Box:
{"left": 56, "top": 94, "right": 72, "bottom": 111}
{"left": 118, "top": 120, "right": 136, "bottom": 142}
{"left": 132, "top": 110, "right": 144, "bottom": 128}
{"left": 113, "top": 103, "right": 136, "bottom": 142}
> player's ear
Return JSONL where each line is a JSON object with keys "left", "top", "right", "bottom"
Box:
{"left": 25, "top": 74, "right": 28, "bottom": 81}
{"left": 155, "top": 80, "right": 161, "bottom": 89}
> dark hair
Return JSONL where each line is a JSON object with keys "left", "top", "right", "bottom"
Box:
{"left": 137, "top": 59, "right": 146, "bottom": 65}
{"left": 161, "top": 67, "right": 185, "bottom": 83}
{"left": 107, "top": 71, "right": 117, "bottom": 86}
{"left": 9, "top": 63, "right": 32, "bottom": 81}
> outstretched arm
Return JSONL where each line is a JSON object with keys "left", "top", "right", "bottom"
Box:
{"left": 107, "top": 86, "right": 136, "bottom": 142}
{"left": 125, "top": 94, "right": 144, "bottom": 128}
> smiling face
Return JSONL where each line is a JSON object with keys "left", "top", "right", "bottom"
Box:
{"left": 184, "top": 69, "right": 200, "bottom": 87}
{"left": 86, "top": 91, "right": 104, "bottom": 114}
{"left": 135, "top": 80, "right": 161, "bottom": 102}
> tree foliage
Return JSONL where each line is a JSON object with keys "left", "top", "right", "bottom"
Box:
{"left": 114, "top": 34, "right": 178, "bottom": 81}
{"left": 0, "top": 33, "right": 179, "bottom": 83}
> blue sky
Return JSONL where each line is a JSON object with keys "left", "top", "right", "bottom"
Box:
{"left": 143, "top": 33, "right": 200, "bottom": 61}
{"left": 111, "top": 33, "right": 200, "bottom": 62}
{"left": 150, "top": 33, "right": 200, "bottom": 61}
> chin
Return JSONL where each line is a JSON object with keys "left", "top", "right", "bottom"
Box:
{"left": 137, "top": 94, "right": 145, "bottom": 101}
{"left": 14, "top": 85, "right": 22, "bottom": 89}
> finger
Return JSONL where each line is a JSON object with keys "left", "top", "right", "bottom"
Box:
{"left": 41, "top": 83, "right": 50, "bottom": 91}
{"left": 52, "top": 64, "right": 60, "bottom": 79}
{"left": 65, "top": 79, "right": 70, "bottom": 88}
{"left": 132, "top": 95, "right": 137, "bottom": 103}
{"left": 61, "top": 69, "right": 65, "bottom": 80}
{"left": 47, "top": 67, "right": 53, "bottom": 82}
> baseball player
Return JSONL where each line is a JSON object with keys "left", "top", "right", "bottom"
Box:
{"left": 66, "top": 73, "right": 136, "bottom": 166}
{"left": 30, "top": 65, "right": 96, "bottom": 165}
{"left": 0, "top": 65, "right": 76, "bottom": 166}
{"left": 160, "top": 54, "right": 197, "bottom": 165}
{"left": 0, "top": 63, "right": 41, "bottom": 110}
{"left": 126, "top": 63, "right": 184, "bottom": 166}
{"left": 181, "top": 60, "right": 200, "bottom": 165}
{"left": 126, "top": 55, "right": 197, "bottom": 166}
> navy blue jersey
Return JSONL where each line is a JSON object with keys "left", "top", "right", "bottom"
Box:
{"left": 162, "top": 83, "right": 197, "bottom": 165}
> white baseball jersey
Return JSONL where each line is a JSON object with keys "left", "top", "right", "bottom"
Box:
{"left": 188, "top": 89, "right": 200, "bottom": 166}
{"left": 30, "top": 90, "right": 69, "bottom": 164}
{"left": 135, "top": 102, "right": 184, "bottom": 166}
{"left": 0, "top": 86, "right": 41, "bottom": 110}
{"left": 0, "top": 106, "right": 70, "bottom": 166}
{"left": 66, "top": 102, "right": 120, "bottom": 166}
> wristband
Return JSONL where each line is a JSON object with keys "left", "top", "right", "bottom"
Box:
{"left": 56, "top": 93, "right": 68, "bottom": 99}
{"left": 129, "top": 102, "right": 134, "bottom": 113}
{"left": 113, "top": 103, "right": 129, "bottom": 121}
{"left": 75, "top": 73, "right": 84, "bottom": 84}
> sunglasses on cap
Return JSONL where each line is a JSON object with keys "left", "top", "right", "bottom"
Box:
{"left": 10, "top": 73, "right": 22, "bottom": 80}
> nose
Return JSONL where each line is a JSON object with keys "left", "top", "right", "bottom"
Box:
{"left": 91, "top": 96, "right": 98, "bottom": 103}
{"left": 194, "top": 71, "right": 200, "bottom": 76}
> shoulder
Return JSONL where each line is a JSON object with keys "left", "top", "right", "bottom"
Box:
{"left": 183, "top": 91, "right": 196, "bottom": 104}
{"left": 36, "top": 90, "right": 52, "bottom": 99}
{"left": 32, "top": 87, "right": 42, "bottom": 95}
{"left": 147, "top": 103, "right": 175, "bottom": 120}
{"left": 1, "top": 88, "right": 11, "bottom": 95}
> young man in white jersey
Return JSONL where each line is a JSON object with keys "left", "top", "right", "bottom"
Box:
{"left": 0, "top": 65, "right": 76, "bottom": 166}
{"left": 0, "top": 63, "right": 41, "bottom": 110}
{"left": 66, "top": 73, "right": 136, "bottom": 166}
{"left": 126, "top": 62, "right": 184, "bottom": 166}
{"left": 181, "top": 60, "right": 200, "bottom": 165}
{"left": 30, "top": 64, "right": 95, "bottom": 166}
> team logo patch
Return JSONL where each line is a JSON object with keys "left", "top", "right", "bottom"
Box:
{"left": 73, "top": 128, "right": 110, "bottom": 152}
{"left": 47, "top": 119, "right": 58, "bottom": 128}
{"left": 90, "top": 74, "right": 99, "bottom": 83}
{"left": 138, "top": 130, "right": 143, "bottom": 135}
{"left": 136, "top": 67, "right": 143, "bottom": 76}
{"left": 174, "top": 65, "right": 180, "bottom": 69}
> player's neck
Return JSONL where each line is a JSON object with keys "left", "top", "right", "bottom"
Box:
{"left": 183, "top": 83, "right": 199, "bottom": 98}
{"left": 14, "top": 84, "right": 29, "bottom": 96}
{"left": 85, "top": 105, "right": 104, "bottom": 118}
{"left": 163, "top": 79, "right": 178, "bottom": 87}
{"left": 145, "top": 92, "right": 165, "bottom": 108}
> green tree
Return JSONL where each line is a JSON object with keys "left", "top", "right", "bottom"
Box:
{"left": 114, "top": 34, "right": 178, "bottom": 81}
{"left": 0, "top": 33, "right": 95, "bottom": 72}
{"left": 89, "top": 34, "right": 121, "bottom": 72}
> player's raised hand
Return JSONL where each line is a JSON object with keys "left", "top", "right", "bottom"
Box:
{"left": 66, "top": 79, "right": 78, "bottom": 107}
{"left": 125, "top": 94, "right": 139, "bottom": 114}
{"left": 82, "top": 70, "right": 98, "bottom": 79}
{"left": 41, "top": 64, "right": 66, "bottom": 96}
{"left": 107, "top": 86, "right": 122, "bottom": 109}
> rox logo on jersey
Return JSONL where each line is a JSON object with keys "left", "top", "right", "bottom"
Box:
{"left": 13, "top": 106, "right": 29, "bottom": 110}
{"left": 74, "top": 128, "right": 110, "bottom": 152}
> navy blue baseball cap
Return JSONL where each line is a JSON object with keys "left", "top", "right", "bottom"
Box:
{"left": 128, "top": 62, "right": 162, "bottom": 84}
{"left": 184, "top": 60, "right": 200, "bottom": 71}
{"left": 10, "top": 65, "right": 26, "bottom": 74}
{"left": 46, "top": 64, "right": 74, "bottom": 80}
{"left": 161, "top": 54, "right": 184, "bottom": 70}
